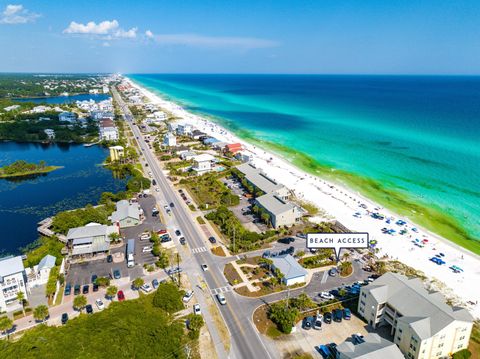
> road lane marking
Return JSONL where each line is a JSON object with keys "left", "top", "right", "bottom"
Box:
{"left": 192, "top": 246, "right": 208, "bottom": 254}
{"left": 321, "top": 270, "right": 328, "bottom": 284}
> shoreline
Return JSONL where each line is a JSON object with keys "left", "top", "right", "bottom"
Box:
{"left": 126, "top": 76, "right": 480, "bottom": 318}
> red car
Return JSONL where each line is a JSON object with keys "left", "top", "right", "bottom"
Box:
{"left": 117, "top": 290, "right": 125, "bottom": 301}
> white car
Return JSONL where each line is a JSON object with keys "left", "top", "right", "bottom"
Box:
{"left": 155, "top": 188, "right": 160, "bottom": 192}
{"left": 95, "top": 299, "right": 105, "bottom": 310}
{"left": 201, "top": 264, "right": 209, "bottom": 271}
{"left": 182, "top": 290, "right": 194, "bottom": 303}
{"left": 140, "top": 284, "right": 152, "bottom": 293}
{"left": 216, "top": 293, "right": 227, "bottom": 305}
{"left": 319, "top": 291, "right": 335, "bottom": 300}
{"left": 193, "top": 304, "right": 201, "bottom": 315}
{"left": 140, "top": 232, "right": 151, "bottom": 241}
{"left": 142, "top": 246, "right": 153, "bottom": 253}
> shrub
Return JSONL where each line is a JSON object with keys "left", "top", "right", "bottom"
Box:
{"left": 152, "top": 283, "right": 183, "bottom": 313}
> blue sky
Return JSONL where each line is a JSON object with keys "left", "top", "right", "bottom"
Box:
{"left": 0, "top": 0, "right": 479, "bottom": 74}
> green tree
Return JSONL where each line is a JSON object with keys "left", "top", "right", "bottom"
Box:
{"left": 453, "top": 349, "right": 472, "bottom": 359}
{"left": 186, "top": 314, "right": 204, "bottom": 339}
{"left": 109, "top": 232, "right": 121, "bottom": 243}
{"left": 106, "top": 286, "right": 118, "bottom": 300}
{"left": 291, "top": 294, "right": 315, "bottom": 311}
{"left": 73, "top": 295, "right": 87, "bottom": 311}
{"left": 0, "top": 316, "right": 13, "bottom": 339}
{"left": 152, "top": 283, "right": 183, "bottom": 313}
{"left": 16, "top": 291, "right": 25, "bottom": 315}
{"left": 132, "top": 277, "right": 144, "bottom": 290}
{"left": 33, "top": 305, "right": 49, "bottom": 322}
{"left": 268, "top": 303, "right": 298, "bottom": 334}
{"left": 95, "top": 277, "right": 110, "bottom": 287}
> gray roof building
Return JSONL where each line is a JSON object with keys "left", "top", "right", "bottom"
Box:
{"left": 236, "top": 162, "right": 287, "bottom": 195}
{"left": 110, "top": 200, "right": 141, "bottom": 223}
{"left": 37, "top": 255, "right": 56, "bottom": 271}
{"left": 256, "top": 193, "right": 296, "bottom": 215}
{"left": 0, "top": 256, "right": 25, "bottom": 280}
{"left": 271, "top": 254, "right": 307, "bottom": 284}
{"left": 67, "top": 223, "right": 117, "bottom": 256}
{"left": 336, "top": 333, "right": 404, "bottom": 359}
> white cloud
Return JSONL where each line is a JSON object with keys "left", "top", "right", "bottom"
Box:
{"left": 0, "top": 4, "right": 40, "bottom": 24}
{"left": 144, "top": 31, "right": 278, "bottom": 49}
{"left": 63, "top": 19, "right": 137, "bottom": 39}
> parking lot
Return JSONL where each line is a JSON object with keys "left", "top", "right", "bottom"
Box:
{"left": 277, "top": 313, "right": 369, "bottom": 358}
{"left": 66, "top": 195, "right": 164, "bottom": 288}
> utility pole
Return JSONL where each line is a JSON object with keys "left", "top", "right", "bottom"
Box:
{"left": 176, "top": 252, "right": 181, "bottom": 287}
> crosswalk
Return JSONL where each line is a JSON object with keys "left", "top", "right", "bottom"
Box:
{"left": 191, "top": 246, "right": 208, "bottom": 254}
{"left": 210, "top": 286, "right": 232, "bottom": 295}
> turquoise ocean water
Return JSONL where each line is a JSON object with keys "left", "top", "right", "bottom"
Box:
{"left": 129, "top": 74, "right": 480, "bottom": 244}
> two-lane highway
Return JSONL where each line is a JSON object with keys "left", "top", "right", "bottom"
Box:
{"left": 113, "top": 87, "right": 277, "bottom": 359}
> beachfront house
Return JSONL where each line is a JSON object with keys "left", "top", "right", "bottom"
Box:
{"left": 176, "top": 124, "right": 192, "bottom": 136}
{"left": 109, "top": 145, "right": 125, "bottom": 162}
{"left": 0, "top": 256, "right": 28, "bottom": 313}
{"left": 358, "top": 272, "right": 474, "bottom": 359}
{"left": 66, "top": 223, "right": 118, "bottom": 257}
{"left": 26, "top": 254, "right": 56, "bottom": 287}
{"left": 192, "top": 154, "right": 216, "bottom": 175}
{"left": 235, "top": 151, "right": 254, "bottom": 163}
{"left": 190, "top": 129, "right": 206, "bottom": 140}
{"left": 180, "top": 151, "right": 197, "bottom": 161}
{"left": 255, "top": 192, "right": 303, "bottom": 228}
{"left": 236, "top": 162, "right": 290, "bottom": 200}
{"left": 163, "top": 132, "right": 177, "bottom": 147}
{"left": 271, "top": 254, "right": 307, "bottom": 286}
{"left": 99, "top": 119, "right": 118, "bottom": 141}
{"left": 58, "top": 111, "right": 77, "bottom": 123}
{"left": 109, "top": 200, "right": 143, "bottom": 228}
{"left": 44, "top": 129, "right": 55, "bottom": 139}
{"left": 225, "top": 143, "right": 243, "bottom": 155}
{"left": 336, "top": 333, "right": 404, "bottom": 359}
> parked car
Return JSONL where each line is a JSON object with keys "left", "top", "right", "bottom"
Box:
{"left": 183, "top": 290, "right": 194, "bottom": 303}
{"left": 324, "top": 312, "right": 332, "bottom": 324}
{"left": 175, "top": 229, "right": 181, "bottom": 236}
{"left": 117, "top": 290, "right": 125, "bottom": 301}
{"left": 343, "top": 308, "right": 351, "bottom": 320}
{"left": 302, "top": 316, "right": 313, "bottom": 330}
{"left": 113, "top": 269, "right": 121, "bottom": 279}
{"left": 313, "top": 316, "right": 322, "bottom": 330}
{"left": 91, "top": 274, "right": 97, "bottom": 284}
{"left": 333, "top": 309, "right": 343, "bottom": 322}
{"left": 64, "top": 283, "right": 71, "bottom": 296}
{"left": 286, "top": 246, "right": 295, "bottom": 255}
{"left": 170, "top": 202, "right": 174, "bottom": 208}
{"left": 141, "top": 284, "right": 152, "bottom": 293}
{"left": 216, "top": 293, "right": 227, "bottom": 305}
{"left": 107, "top": 255, "right": 113, "bottom": 263}
{"left": 93, "top": 284, "right": 99, "bottom": 292}
{"left": 61, "top": 313, "right": 68, "bottom": 325}
{"left": 82, "top": 285, "right": 89, "bottom": 294}
{"left": 86, "top": 304, "right": 93, "bottom": 314}
{"left": 95, "top": 299, "right": 105, "bottom": 310}
{"left": 320, "top": 291, "right": 335, "bottom": 300}
{"left": 193, "top": 304, "right": 201, "bottom": 315}
{"left": 142, "top": 246, "right": 153, "bottom": 253}
{"left": 201, "top": 264, "right": 209, "bottom": 271}
{"left": 152, "top": 279, "right": 159, "bottom": 289}
{"left": 179, "top": 237, "right": 186, "bottom": 245}
{"left": 208, "top": 236, "right": 217, "bottom": 244}
{"left": 74, "top": 285, "right": 80, "bottom": 295}
{"left": 329, "top": 268, "right": 338, "bottom": 277}
{"left": 278, "top": 237, "right": 295, "bottom": 244}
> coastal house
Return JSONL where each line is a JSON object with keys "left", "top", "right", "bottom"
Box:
{"left": 235, "top": 151, "right": 254, "bottom": 163}
{"left": 99, "top": 119, "right": 118, "bottom": 141}
{"left": 176, "top": 123, "right": 192, "bottom": 136}
{"left": 358, "top": 272, "right": 474, "bottom": 359}
{"left": 225, "top": 143, "right": 243, "bottom": 155}
{"left": 44, "top": 129, "right": 55, "bottom": 139}
{"left": 4, "top": 105, "right": 20, "bottom": 112}
{"left": 192, "top": 153, "right": 216, "bottom": 175}
{"left": 0, "top": 256, "right": 28, "bottom": 313}
{"left": 202, "top": 137, "right": 220, "bottom": 145}
{"left": 255, "top": 192, "right": 303, "bottom": 228}
{"left": 26, "top": 254, "right": 56, "bottom": 287}
{"left": 109, "top": 200, "right": 143, "bottom": 228}
{"left": 58, "top": 111, "right": 77, "bottom": 123}
{"left": 190, "top": 129, "right": 206, "bottom": 140}
{"left": 180, "top": 151, "right": 197, "bottom": 161}
{"left": 163, "top": 132, "right": 177, "bottom": 147}
{"left": 336, "top": 333, "right": 404, "bottom": 359}
{"left": 109, "top": 145, "right": 125, "bottom": 162}
{"left": 271, "top": 254, "right": 307, "bottom": 286}
{"left": 66, "top": 223, "right": 118, "bottom": 257}
{"left": 236, "top": 162, "right": 290, "bottom": 200}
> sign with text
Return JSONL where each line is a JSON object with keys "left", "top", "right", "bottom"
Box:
{"left": 306, "top": 233, "right": 369, "bottom": 260}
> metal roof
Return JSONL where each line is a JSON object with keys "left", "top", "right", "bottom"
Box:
{"left": 271, "top": 254, "right": 307, "bottom": 280}
{"left": 0, "top": 256, "right": 25, "bottom": 278}
{"left": 336, "top": 333, "right": 404, "bottom": 359}
{"left": 110, "top": 200, "right": 141, "bottom": 223}
{"left": 38, "top": 254, "right": 56, "bottom": 271}
{"left": 236, "top": 162, "right": 286, "bottom": 194}
{"left": 256, "top": 193, "right": 295, "bottom": 215}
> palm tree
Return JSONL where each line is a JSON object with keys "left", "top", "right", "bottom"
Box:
{"left": 0, "top": 316, "right": 13, "bottom": 340}
{"left": 73, "top": 295, "right": 87, "bottom": 312}
{"left": 16, "top": 292, "right": 25, "bottom": 315}
{"left": 132, "top": 277, "right": 144, "bottom": 290}
{"left": 342, "top": 252, "right": 351, "bottom": 262}
{"left": 106, "top": 285, "right": 118, "bottom": 300}
{"left": 33, "top": 305, "right": 49, "bottom": 322}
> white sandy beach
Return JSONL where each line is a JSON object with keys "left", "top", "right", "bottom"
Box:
{"left": 126, "top": 77, "right": 480, "bottom": 318}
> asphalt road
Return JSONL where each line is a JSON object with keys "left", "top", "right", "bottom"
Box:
{"left": 113, "top": 86, "right": 370, "bottom": 359}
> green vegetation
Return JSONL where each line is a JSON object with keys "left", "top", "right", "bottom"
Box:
{"left": 152, "top": 282, "right": 184, "bottom": 313}
{"left": 106, "top": 286, "right": 118, "bottom": 299}
{"left": 299, "top": 249, "right": 335, "bottom": 269}
{"left": 21, "top": 236, "right": 64, "bottom": 268}
{"left": 51, "top": 203, "right": 115, "bottom": 234}
{"left": 196, "top": 216, "right": 206, "bottom": 224}
{"left": 205, "top": 206, "right": 276, "bottom": 252}
{"left": 186, "top": 314, "right": 204, "bottom": 339}
{"left": 268, "top": 303, "right": 299, "bottom": 334}
{"left": 46, "top": 266, "right": 60, "bottom": 299}
{"left": 453, "top": 349, "right": 472, "bottom": 359}
{"left": 0, "top": 316, "right": 13, "bottom": 338}
{"left": 339, "top": 261, "right": 353, "bottom": 277}
{"left": 132, "top": 277, "right": 144, "bottom": 289}
{"left": 179, "top": 173, "right": 239, "bottom": 210}
{"left": 73, "top": 295, "right": 87, "bottom": 311}
{"left": 0, "top": 160, "right": 61, "bottom": 178}
{"left": 230, "top": 167, "right": 264, "bottom": 197}
{"left": 33, "top": 305, "right": 49, "bottom": 322}
{"left": 0, "top": 293, "right": 194, "bottom": 359}
{"left": 95, "top": 277, "right": 110, "bottom": 287}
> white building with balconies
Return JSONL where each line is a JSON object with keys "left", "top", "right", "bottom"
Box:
{"left": 0, "top": 256, "right": 28, "bottom": 313}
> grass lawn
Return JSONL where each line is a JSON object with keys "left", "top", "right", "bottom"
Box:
{"left": 181, "top": 173, "right": 238, "bottom": 210}
{"left": 253, "top": 304, "right": 283, "bottom": 339}
{"left": 223, "top": 263, "right": 243, "bottom": 286}
{"left": 211, "top": 246, "right": 227, "bottom": 257}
